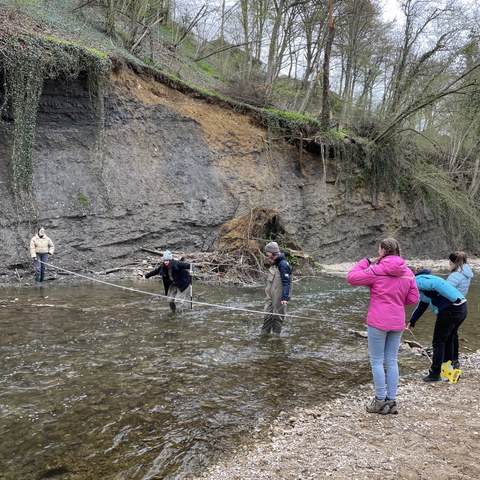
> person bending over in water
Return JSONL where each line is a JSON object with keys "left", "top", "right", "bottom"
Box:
{"left": 145, "top": 250, "right": 194, "bottom": 313}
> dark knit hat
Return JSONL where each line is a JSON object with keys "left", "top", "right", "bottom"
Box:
{"left": 265, "top": 241, "right": 280, "bottom": 253}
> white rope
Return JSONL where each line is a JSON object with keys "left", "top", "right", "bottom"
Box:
{"left": 38, "top": 261, "right": 324, "bottom": 322}
{"left": 407, "top": 328, "right": 433, "bottom": 363}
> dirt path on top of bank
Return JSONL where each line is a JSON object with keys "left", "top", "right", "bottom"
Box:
{"left": 193, "top": 351, "right": 480, "bottom": 480}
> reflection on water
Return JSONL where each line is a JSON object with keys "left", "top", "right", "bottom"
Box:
{"left": 1, "top": 275, "right": 479, "bottom": 479}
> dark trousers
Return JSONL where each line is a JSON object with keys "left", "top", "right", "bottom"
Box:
{"left": 430, "top": 303, "right": 467, "bottom": 375}
{"left": 34, "top": 253, "right": 49, "bottom": 282}
{"left": 452, "top": 331, "right": 461, "bottom": 363}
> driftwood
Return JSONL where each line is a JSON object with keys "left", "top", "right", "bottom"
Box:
{"left": 82, "top": 242, "right": 317, "bottom": 287}
{"left": 103, "top": 267, "right": 133, "bottom": 274}
{"left": 404, "top": 339, "right": 433, "bottom": 358}
{"left": 141, "top": 247, "right": 165, "bottom": 256}
{"left": 284, "top": 248, "right": 311, "bottom": 259}
{"left": 135, "top": 247, "right": 316, "bottom": 286}
{"left": 348, "top": 328, "right": 368, "bottom": 338}
{"left": 95, "top": 263, "right": 142, "bottom": 275}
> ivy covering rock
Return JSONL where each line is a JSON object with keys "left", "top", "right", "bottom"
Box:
{"left": 0, "top": 15, "right": 109, "bottom": 198}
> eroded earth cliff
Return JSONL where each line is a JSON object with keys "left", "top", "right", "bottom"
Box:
{"left": 0, "top": 67, "right": 450, "bottom": 278}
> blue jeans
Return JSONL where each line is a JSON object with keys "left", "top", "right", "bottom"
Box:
{"left": 367, "top": 326, "right": 403, "bottom": 400}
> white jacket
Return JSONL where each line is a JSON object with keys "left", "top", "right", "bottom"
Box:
{"left": 30, "top": 234, "right": 55, "bottom": 258}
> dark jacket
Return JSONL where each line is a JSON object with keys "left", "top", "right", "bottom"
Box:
{"left": 275, "top": 253, "right": 292, "bottom": 301}
{"left": 145, "top": 260, "right": 193, "bottom": 294}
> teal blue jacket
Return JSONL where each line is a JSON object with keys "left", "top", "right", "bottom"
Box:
{"left": 410, "top": 271, "right": 464, "bottom": 325}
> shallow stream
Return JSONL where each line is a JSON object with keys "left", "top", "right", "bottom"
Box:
{"left": 1, "top": 274, "right": 479, "bottom": 479}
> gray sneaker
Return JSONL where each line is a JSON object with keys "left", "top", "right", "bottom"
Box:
{"left": 366, "top": 397, "right": 390, "bottom": 415}
{"left": 385, "top": 399, "right": 398, "bottom": 414}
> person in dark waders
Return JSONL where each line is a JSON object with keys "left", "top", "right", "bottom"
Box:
{"left": 30, "top": 227, "right": 55, "bottom": 285}
{"left": 262, "top": 242, "right": 292, "bottom": 335}
{"left": 144, "top": 250, "right": 194, "bottom": 313}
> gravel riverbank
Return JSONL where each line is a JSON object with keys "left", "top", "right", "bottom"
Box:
{"left": 192, "top": 257, "right": 480, "bottom": 480}
{"left": 193, "top": 351, "right": 480, "bottom": 480}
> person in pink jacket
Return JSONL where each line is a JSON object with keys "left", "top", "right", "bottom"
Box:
{"left": 347, "top": 238, "right": 419, "bottom": 415}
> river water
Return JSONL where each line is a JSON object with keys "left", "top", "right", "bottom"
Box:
{"left": 1, "top": 274, "right": 479, "bottom": 479}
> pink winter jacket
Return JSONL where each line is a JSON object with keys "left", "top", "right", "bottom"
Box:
{"left": 347, "top": 256, "right": 420, "bottom": 331}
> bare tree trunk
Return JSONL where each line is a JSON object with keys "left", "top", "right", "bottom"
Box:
{"left": 131, "top": 14, "right": 163, "bottom": 52}
{"left": 321, "top": 0, "right": 335, "bottom": 132}
{"left": 240, "top": 0, "right": 253, "bottom": 80}
{"left": 469, "top": 156, "right": 480, "bottom": 199}
{"left": 299, "top": 68, "right": 320, "bottom": 115}
{"left": 265, "top": 0, "right": 285, "bottom": 99}
{"left": 105, "top": 0, "right": 115, "bottom": 37}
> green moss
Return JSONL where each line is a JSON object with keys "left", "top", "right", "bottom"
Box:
{"left": 197, "top": 60, "right": 220, "bottom": 78}
{"left": 182, "top": 41, "right": 196, "bottom": 58}
{"left": 159, "top": 69, "right": 227, "bottom": 100}
{"left": 260, "top": 109, "right": 320, "bottom": 135}
{"left": 41, "top": 35, "right": 108, "bottom": 59}
{"left": 274, "top": 84, "right": 298, "bottom": 98}
{"left": 194, "top": 86, "right": 226, "bottom": 100}
{"left": 327, "top": 129, "right": 344, "bottom": 141}
{"left": 78, "top": 192, "right": 91, "bottom": 209}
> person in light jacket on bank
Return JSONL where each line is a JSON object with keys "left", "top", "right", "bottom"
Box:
{"left": 347, "top": 238, "right": 419, "bottom": 415}
{"left": 446, "top": 251, "right": 473, "bottom": 368}
{"left": 30, "top": 227, "right": 55, "bottom": 284}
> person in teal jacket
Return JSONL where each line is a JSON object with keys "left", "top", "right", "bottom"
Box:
{"left": 408, "top": 269, "right": 467, "bottom": 381}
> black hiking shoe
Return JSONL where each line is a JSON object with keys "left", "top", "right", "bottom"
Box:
{"left": 423, "top": 373, "right": 441, "bottom": 382}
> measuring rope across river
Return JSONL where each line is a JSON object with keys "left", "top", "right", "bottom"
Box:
{"left": 37, "top": 260, "right": 327, "bottom": 323}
